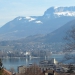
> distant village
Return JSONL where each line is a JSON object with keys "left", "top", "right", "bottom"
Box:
{"left": 0, "top": 49, "right": 64, "bottom": 58}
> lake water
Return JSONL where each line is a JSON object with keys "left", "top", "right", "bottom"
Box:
{"left": 2, "top": 54, "right": 64, "bottom": 72}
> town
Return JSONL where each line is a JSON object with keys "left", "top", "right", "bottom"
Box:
{"left": 0, "top": 58, "right": 75, "bottom": 75}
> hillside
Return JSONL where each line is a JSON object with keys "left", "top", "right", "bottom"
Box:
{"left": 0, "top": 19, "right": 75, "bottom": 53}
{"left": 44, "top": 19, "right": 75, "bottom": 43}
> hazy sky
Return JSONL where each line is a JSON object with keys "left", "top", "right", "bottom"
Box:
{"left": 0, "top": 0, "right": 75, "bottom": 27}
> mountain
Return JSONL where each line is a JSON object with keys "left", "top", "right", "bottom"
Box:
{"left": 44, "top": 19, "right": 75, "bottom": 43}
{"left": 22, "top": 18, "right": 75, "bottom": 43}
{"left": 12, "top": 18, "right": 75, "bottom": 43}
{"left": 44, "top": 6, "right": 75, "bottom": 18}
{"left": 0, "top": 6, "right": 75, "bottom": 40}
{"left": 0, "top": 19, "right": 75, "bottom": 52}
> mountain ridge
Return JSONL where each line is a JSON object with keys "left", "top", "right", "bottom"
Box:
{"left": 0, "top": 6, "right": 75, "bottom": 40}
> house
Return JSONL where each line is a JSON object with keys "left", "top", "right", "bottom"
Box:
{"left": 2, "top": 69, "right": 12, "bottom": 75}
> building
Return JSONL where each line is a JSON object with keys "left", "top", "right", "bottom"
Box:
{"left": 43, "top": 69, "right": 75, "bottom": 75}
{"left": 18, "top": 66, "right": 27, "bottom": 74}
{"left": 39, "top": 58, "right": 58, "bottom": 71}
{"left": 45, "top": 70, "right": 54, "bottom": 75}
{"left": 17, "top": 64, "right": 42, "bottom": 75}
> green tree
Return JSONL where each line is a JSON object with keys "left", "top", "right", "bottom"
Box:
{"left": 0, "top": 58, "right": 3, "bottom": 75}
{"left": 0, "top": 59, "right": 3, "bottom": 70}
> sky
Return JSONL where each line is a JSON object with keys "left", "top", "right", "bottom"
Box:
{"left": 0, "top": 0, "right": 75, "bottom": 27}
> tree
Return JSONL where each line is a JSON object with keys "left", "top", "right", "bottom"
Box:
{"left": 24, "top": 64, "right": 42, "bottom": 75}
{"left": 0, "top": 58, "right": 3, "bottom": 70}
{"left": 9, "top": 67, "right": 15, "bottom": 74}
{"left": 0, "top": 58, "right": 3, "bottom": 75}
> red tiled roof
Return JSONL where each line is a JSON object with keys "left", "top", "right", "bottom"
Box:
{"left": 2, "top": 69, "right": 12, "bottom": 75}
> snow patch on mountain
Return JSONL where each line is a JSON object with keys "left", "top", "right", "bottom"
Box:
{"left": 54, "top": 11, "right": 75, "bottom": 16}
{"left": 35, "top": 21, "right": 43, "bottom": 24}
{"left": 25, "top": 16, "right": 30, "bottom": 19}
{"left": 29, "top": 18, "right": 36, "bottom": 22}
{"left": 16, "top": 17, "right": 23, "bottom": 20}
{"left": 25, "top": 16, "right": 36, "bottom": 22}
{"left": 16, "top": 16, "right": 36, "bottom": 22}
{"left": 44, "top": 6, "right": 75, "bottom": 18}
{"left": 54, "top": 6, "right": 58, "bottom": 9}
{"left": 18, "top": 18, "right": 22, "bottom": 20}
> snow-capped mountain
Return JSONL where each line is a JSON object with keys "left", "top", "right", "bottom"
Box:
{"left": 44, "top": 6, "right": 75, "bottom": 18}
{"left": 0, "top": 6, "right": 75, "bottom": 40}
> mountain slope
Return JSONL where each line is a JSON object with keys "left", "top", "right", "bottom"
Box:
{"left": 44, "top": 19, "right": 75, "bottom": 43}
{"left": 0, "top": 6, "right": 75, "bottom": 40}
{"left": 15, "top": 19, "right": 75, "bottom": 43}
{"left": 0, "top": 19, "right": 75, "bottom": 52}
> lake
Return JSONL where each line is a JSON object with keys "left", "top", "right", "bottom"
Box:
{"left": 2, "top": 54, "right": 64, "bottom": 72}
